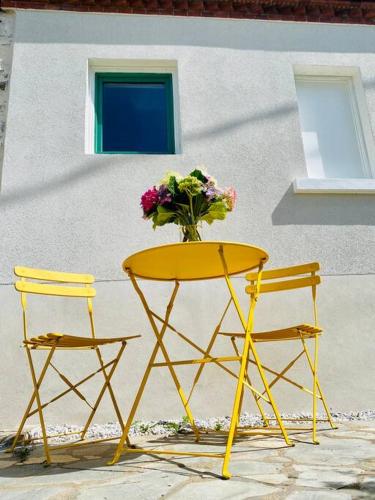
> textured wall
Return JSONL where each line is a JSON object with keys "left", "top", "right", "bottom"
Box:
{"left": 1, "top": 274, "right": 374, "bottom": 427}
{"left": 0, "top": 10, "right": 374, "bottom": 426}
{"left": 0, "top": 11, "right": 14, "bottom": 179}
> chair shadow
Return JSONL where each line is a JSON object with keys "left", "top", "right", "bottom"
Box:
{"left": 0, "top": 439, "right": 153, "bottom": 476}
{"left": 147, "top": 430, "right": 289, "bottom": 448}
{"left": 0, "top": 427, "right": 332, "bottom": 479}
{"left": 0, "top": 439, "right": 223, "bottom": 480}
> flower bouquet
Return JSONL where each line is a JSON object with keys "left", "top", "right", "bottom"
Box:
{"left": 140, "top": 168, "right": 236, "bottom": 241}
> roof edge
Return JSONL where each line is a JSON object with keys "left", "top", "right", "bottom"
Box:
{"left": 1, "top": 1, "right": 375, "bottom": 26}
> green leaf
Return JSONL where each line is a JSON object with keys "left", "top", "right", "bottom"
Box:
{"left": 152, "top": 206, "right": 176, "bottom": 228}
{"left": 193, "top": 193, "right": 207, "bottom": 217}
{"left": 200, "top": 201, "right": 227, "bottom": 225}
{"left": 167, "top": 176, "right": 179, "bottom": 196}
{"left": 189, "top": 169, "right": 207, "bottom": 183}
{"left": 175, "top": 203, "right": 190, "bottom": 210}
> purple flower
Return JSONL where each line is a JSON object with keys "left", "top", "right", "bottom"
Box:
{"left": 204, "top": 185, "right": 223, "bottom": 201}
{"left": 158, "top": 184, "right": 173, "bottom": 205}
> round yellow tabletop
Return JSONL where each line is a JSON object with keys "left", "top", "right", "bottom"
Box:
{"left": 123, "top": 241, "right": 268, "bottom": 281}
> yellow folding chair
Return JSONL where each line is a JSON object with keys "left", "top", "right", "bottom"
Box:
{"left": 9, "top": 266, "right": 140, "bottom": 464}
{"left": 220, "top": 262, "right": 337, "bottom": 444}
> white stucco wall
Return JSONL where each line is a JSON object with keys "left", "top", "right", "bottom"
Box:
{"left": 0, "top": 10, "right": 374, "bottom": 426}
{"left": 0, "top": 11, "right": 14, "bottom": 175}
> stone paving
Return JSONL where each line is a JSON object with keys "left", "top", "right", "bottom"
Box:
{"left": 0, "top": 422, "right": 374, "bottom": 499}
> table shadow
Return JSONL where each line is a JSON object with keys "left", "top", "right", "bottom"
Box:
{"left": 0, "top": 427, "right": 332, "bottom": 479}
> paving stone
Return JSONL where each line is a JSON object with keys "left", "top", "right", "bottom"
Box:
{"left": 360, "top": 476, "right": 375, "bottom": 495}
{"left": 0, "top": 422, "right": 373, "bottom": 499}
{"left": 229, "top": 459, "right": 288, "bottom": 484}
{"left": 360, "top": 458, "right": 375, "bottom": 472}
{"left": 0, "top": 486, "right": 78, "bottom": 500}
{"left": 329, "top": 430, "right": 375, "bottom": 440}
{"left": 249, "top": 473, "right": 289, "bottom": 485}
{"left": 267, "top": 455, "right": 292, "bottom": 463}
{"left": 284, "top": 437, "right": 374, "bottom": 466}
{"left": 77, "top": 470, "right": 187, "bottom": 500}
{"left": 286, "top": 491, "right": 352, "bottom": 499}
{"left": 169, "top": 477, "right": 280, "bottom": 498}
{"left": 231, "top": 460, "right": 283, "bottom": 474}
{"left": 294, "top": 464, "right": 360, "bottom": 489}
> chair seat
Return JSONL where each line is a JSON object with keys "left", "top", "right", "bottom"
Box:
{"left": 221, "top": 324, "right": 322, "bottom": 342}
{"left": 24, "top": 332, "right": 141, "bottom": 349}
{"left": 252, "top": 324, "right": 322, "bottom": 342}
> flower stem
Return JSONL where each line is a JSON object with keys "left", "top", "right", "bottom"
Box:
{"left": 188, "top": 194, "right": 195, "bottom": 225}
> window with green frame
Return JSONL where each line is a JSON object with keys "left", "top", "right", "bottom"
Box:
{"left": 95, "top": 73, "right": 175, "bottom": 154}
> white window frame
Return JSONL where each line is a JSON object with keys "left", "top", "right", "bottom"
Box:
{"left": 293, "top": 65, "right": 375, "bottom": 194}
{"left": 85, "top": 59, "right": 181, "bottom": 155}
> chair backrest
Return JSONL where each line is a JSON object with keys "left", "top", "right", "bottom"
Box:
{"left": 245, "top": 262, "right": 320, "bottom": 325}
{"left": 14, "top": 266, "right": 96, "bottom": 340}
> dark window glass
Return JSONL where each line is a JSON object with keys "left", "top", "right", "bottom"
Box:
{"left": 96, "top": 74, "right": 175, "bottom": 154}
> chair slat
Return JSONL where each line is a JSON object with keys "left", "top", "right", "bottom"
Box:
{"left": 14, "top": 266, "right": 94, "bottom": 284}
{"left": 15, "top": 281, "right": 96, "bottom": 298}
{"left": 25, "top": 333, "right": 141, "bottom": 348}
{"left": 246, "top": 262, "right": 319, "bottom": 282}
{"left": 245, "top": 275, "right": 320, "bottom": 295}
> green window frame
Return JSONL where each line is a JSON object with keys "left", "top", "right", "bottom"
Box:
{"left": 95, "top": 72, "right": 176, "bottom": 154}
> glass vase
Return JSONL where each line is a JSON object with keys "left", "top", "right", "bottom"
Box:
{"left": 180, "top": 224, "right": 202, "bottom": 242}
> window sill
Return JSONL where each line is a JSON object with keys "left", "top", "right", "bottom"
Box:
{"left": 293, "top": 178, "right": 375, "bottom": 194}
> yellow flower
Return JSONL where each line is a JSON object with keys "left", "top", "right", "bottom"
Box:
{"left": 178, "top": 175, "right": 203, "bottom": 196}
{"left": 159, "top": 171, "right": 183, "bottom": 185}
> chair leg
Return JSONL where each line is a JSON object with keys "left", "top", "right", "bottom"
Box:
{"left": 236, "top": 384, "right": 244, "bottom": 428}
{"left": 248, "top": 342, "right": 293, "bottom": 447}
{"left": 91, "top": 345, "right": 131, "bottom": 448}
{"left": 222, "top": 331, "right": 252, "bottom": 479}
{"left": 316, "top": 380, "right": 337, "bottom": 430}
{"left": 301, "top": 337, "right": 337, "bottom": 431}
{"left": 231, "top": 337, "right": 269, "bottom": 427}
{"left": 247, "top": 373, "right": 270, "bottom": 427}
{"left": 312, "top": 334, "right": 319, "bottom": 444}
{"left": 9, "top": 347, "right": 55, "bottom": 454}
{"left": 81, "top": 342, "right": 126, "bottom": 440}
{"left": 219, "top": 253, "right": 290, "bottom": 478}
{"left": 26, "top": 347, "right": 56, "bottom": 464}
{"left": 8, "top": 393, "right": 35, "bottom": 453}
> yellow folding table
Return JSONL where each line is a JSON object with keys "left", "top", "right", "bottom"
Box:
{"left": 109, "top": 241, "right": 292, "bottom": 478}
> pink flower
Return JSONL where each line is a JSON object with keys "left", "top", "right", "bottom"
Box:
{"left": 141, "top": 186, "right": 159, "bottom": 215}
{"left": 223, "top": 187, "right": 237, "bottom": 211}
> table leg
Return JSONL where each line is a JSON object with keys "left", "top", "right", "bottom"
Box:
{"left": 130, "top": 274, "right": 200, "bottom": 441}
{"left": 220, "top": 269, "right": 257, "bottom": 479}
{"left": 109, "top": 276, "right": 199, "bottom": 465}
{"left": 218, "top": 248, "right": 292, "bottom": 479}
{"left": 108, "top": 280, "right": 180, "bottom": 465}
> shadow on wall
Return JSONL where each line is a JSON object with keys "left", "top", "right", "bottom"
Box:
{"left": 1, "top": 89, "right": 374, "bottom": 228}
{"left": 0, "top": 102, "right": 297, "bottom": 208}
{"left": 272, "top": 185, "right": 375, "bottom": 226}
{"left": 0, "top": 156, "right": 117, "bottom": 208}
{"left": 186, "top": 103, "right": 296, "bottom": 142}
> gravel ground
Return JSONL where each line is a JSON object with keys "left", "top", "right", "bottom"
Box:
{"left": 6, "top": 409, "right": 374, "bottom": 446}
